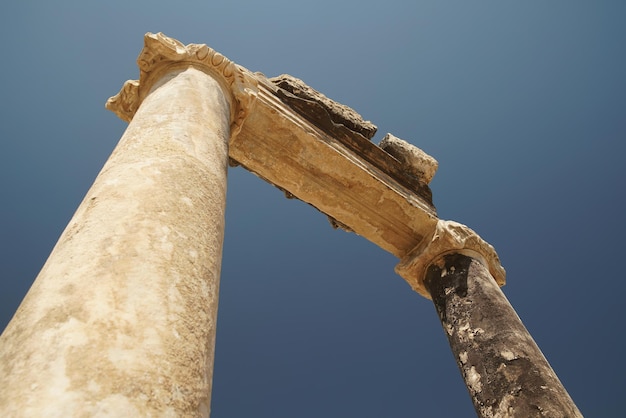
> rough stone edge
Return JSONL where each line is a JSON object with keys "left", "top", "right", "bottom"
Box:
{"left": 270, "top": 74, "right": 377, "bottom": 140}
{"left": 266, "top": 75, "right": 436, "bottom": 208}
{"left": 105, "top": 32, "right": 258, "bottom": 137}
{"left": 379, "top": 133, "right": 438, "bottom": 185}
{"left": 395, "top": 220, "right": 505, "bottom": 299}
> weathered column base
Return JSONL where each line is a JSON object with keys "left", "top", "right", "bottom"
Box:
{"left": 424, "top": 253, "right": 583, "bottom": 417}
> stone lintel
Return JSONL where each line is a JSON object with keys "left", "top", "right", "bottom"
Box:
{"left": 424, "top": 254, "right": 581, "bottom": 417}
{"left": 396, "top": 220, "right": 506, "bottom": 299}
{"left": 230, "top": 73, "right": 438, "bottom": 258}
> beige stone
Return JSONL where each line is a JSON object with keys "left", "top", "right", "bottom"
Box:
{"left": 0, "top": 38, "right": 240, "bottom": 417}
{"left": 230, "top": 71, "right": 439, "bottom": 258}
{"left": 396, "top": 220, "right": 506, "bottom": 298}
{"left": 379, "top": 133, "right": 438, "bottom": 185}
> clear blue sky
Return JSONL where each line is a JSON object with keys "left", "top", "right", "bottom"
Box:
{"left": 1, "top": 1, "right": 625, "bottom": 416}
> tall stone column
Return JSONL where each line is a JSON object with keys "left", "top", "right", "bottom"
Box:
{"left": 397, "top": 220, "right": 582, "bottom": 417}
{"left": 0, "top": 33, "right": 256, "bottom": 417}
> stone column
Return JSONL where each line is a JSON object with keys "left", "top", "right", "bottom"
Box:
{"left": 397, "top": 221, "right": 582, "bottom": 417}
{"left": 0, "top": 33, "right": 256, "bottom": 417}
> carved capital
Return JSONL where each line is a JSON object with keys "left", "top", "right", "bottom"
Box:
{"left": 396, "top": 220, "right": 506, "bottom": 299}
{"left": 106, "top": 32, "right": 258, "bottom": 137}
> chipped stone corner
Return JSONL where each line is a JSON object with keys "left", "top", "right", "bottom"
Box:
{"left": 327, "top": 216, "right": 354, "bottom": 233}
{"left": 395, "top": 219, "right": 505, "bottom": 298}
{"left": 270, "top": 74, "right": 378, "bottom": 140}
{"left": 379, "top": 133, "right": 438, "bottom": 185}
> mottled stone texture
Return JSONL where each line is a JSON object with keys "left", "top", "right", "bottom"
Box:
{"left": 231, "top": 75, "right": 438, "bottom": 258}
{"left": 270, "top": 74, "right": 377, "bottom": 139}
{"left": 0, "top": 66, "right": 230, "bottom": 417}
{"left": 379, "top": 133, "right": 438, "bottom": 185}
{"left": 425, "top": 254, "right": 582, "bottom": 418}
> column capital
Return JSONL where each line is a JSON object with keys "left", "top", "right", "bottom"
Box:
{"left": 106, "top": 32, "right": 258, "bottom": 137}
{"left": 395, "top": 220, "right": 506, "bottom": 299}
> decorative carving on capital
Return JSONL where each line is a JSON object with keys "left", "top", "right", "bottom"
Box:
{"left": 396, "top": 220, "right": 506, "bottom": 299}
{"left": 106, "top": 32, "right": 258, "bottom": 136}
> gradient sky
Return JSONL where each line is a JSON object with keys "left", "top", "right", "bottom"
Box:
{"left": 1, "top": 1, "right": 625, "bottom": 416}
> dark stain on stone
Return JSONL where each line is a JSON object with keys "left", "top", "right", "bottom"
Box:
{"left": 424, "top": 253, "right": 582, "bottom": 417}
{"left": 270, "top": 76, "right": 435, "bottom": 209}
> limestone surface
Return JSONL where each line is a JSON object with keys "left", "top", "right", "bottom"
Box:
{"left": 379, "top": 133, "right": 438, "bottom": 185}
{"left": 0, "top": 65, "right": 231, "bottom": 417}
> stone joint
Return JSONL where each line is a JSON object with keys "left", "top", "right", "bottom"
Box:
{"left": 395, "top": 220, "right": 505, "bottom": 299}
{"left": 106, "top": 32, "right": 258, "bottom": 137}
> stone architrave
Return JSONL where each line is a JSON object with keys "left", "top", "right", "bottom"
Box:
{"left": 0, "top": 33, "right": 257, "bottom": 417}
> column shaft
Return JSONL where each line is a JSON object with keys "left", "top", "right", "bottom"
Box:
{"left": 424, "top": 253, "right": 582, "bottom": 417}
{"left": 0, "top": 66, "right": 230, "bottom": 417}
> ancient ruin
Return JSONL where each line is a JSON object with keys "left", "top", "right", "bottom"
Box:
{"left": 0, "top": 33, "right": 582, "bottom": 417}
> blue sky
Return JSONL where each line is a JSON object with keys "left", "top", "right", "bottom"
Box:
{"left": 1, "top": 1, "right": 625, "bottom": 416}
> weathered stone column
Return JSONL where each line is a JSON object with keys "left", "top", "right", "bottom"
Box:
{"left": 0, "top": 33, "right": 256, "bottom": 417}
{"left": 397, "top": 221, "right": 582, "bottom": 417}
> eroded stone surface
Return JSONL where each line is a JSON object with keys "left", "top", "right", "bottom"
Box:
{"left": 396, "top": 219, "right": 505, "bottom": 298}
{"left": 424, "top": 254, "right": 583, "bottom": 418}
{"left": 231, "top": 74, "right": 438, "bottom": 258}
{"left": 0, "top": 66, "right": 230, "bottom": 417}
{"left": 106, "top": 32, "right": 258, "bottom": 138}
{"left": 270, "top": 74, "right": 377, "bottom": 139}
{"left": 379, "top": 133, "right": 438, "bottom": 185}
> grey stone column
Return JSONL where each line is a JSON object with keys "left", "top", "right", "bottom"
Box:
{"left": 0, "top": 34, "right": 256, "bottom": 417}
{"left": 396, "top": 220, "right": 582, "bottom": 417}
{"left": 424, "top": 253, "right": 583, "bottom": 417}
